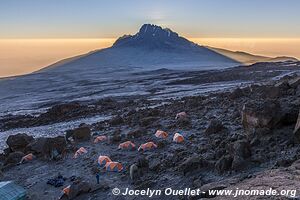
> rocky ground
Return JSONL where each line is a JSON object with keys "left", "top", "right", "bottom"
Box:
{"left": 1, "top": 61, "right": 300, "bottom": 199}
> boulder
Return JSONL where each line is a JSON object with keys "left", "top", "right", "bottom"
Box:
{"left": 42, "top": 102, "right": 82, "bottom": 120}
{"left": 149, "top": 158, "right": 161, "bottom": 172}
{"left": 176, "top": 117, "right": 191, "bottom": 128}
{"left": 294, "top": 109, "right": 300, "bottom": 142}
{"left": 205, "top": 120, "right": 225, "bottom": 135}
{"left": 109, "top": 115, "right": 124, "bottom": 126}
{"left": 179, "top": 155, "right": 204, "bottom": 175}
{"left": 157, "top": 140, "right": 168, "bottom": 149}
{"left": 139, "top": 117, "right": 159, "bottom": 127}
{"left": 280, "top": 104, "right": 299, "bottom": 125}
{"left": 68, "top": 181, "right": 91, "bottom": 199}
{"left": 275, "top": 80, "right": 290, "bottom": 90}
{"left": 250, "top": 85, "right": 282, "bottom": 99}
{"left": 231, "top": 140, "right": 251, "bottom": 159}
{"left": 66, "top": 127, "right": 91, "bottom": 142}
{"left": 288, "top": 76, "right": 300, "bottom": 88}
{"left": 108, "top": 129, "right": 122, "bottom": 143}
{"left": 242, "top": 100, "right": 282, "bottom": 135}
{"left": 296, "top": 85, "right": 300, "bottom": 96}
{"left": 4, "top": 151, "right": 25, "bottom": 166}
{"left": 137, "top": 157, "right": 149, "bottom": 169}
{"left": 26, "top": 136, "right": 66, "bottom": 160}
{"left": 215, "top": 155, "right": 233, "bottom": 173}
{"left": 229, "top": 88, "right": 245, "bottom": 99}
{"left": 231, "top": 156, "right": 247, "bottom": 171}
{"left": 126, "top": 128, "right": 145, "bottom": 139}
{"left": 6, "top": 133, "right": 34, "bottom": 152}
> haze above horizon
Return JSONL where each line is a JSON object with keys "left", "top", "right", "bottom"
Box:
{"left": 0, "top": 0, "right": 300, "bottom": 77}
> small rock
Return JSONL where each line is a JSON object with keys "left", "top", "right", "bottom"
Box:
{"left": 179, "top": 155, "right": 204, "bottom": 175}
{"left": 215, "top": 155, "right": 233, "bottom": 173}
{"left": 139, "top": 117, "right": 159, "bottom": 127}
{"left": 205, "top": 120, "right": 225, "bottom": 135}
{"left": 109, "top": 115, "right": 124, "bottom": 126}
{"left": 126, "top": 128, "right": 146, "bottom": 139}
{"left": 137, "top": 157, "right": 149, "bottom": 169}
{"left": 68, "top": 181, "right": 91, "bottom": 199}
{"left": 294, "top": 109, "right": 300, "bottom": 142}
{"left": 231, "top": 140, "right": 251, "bottom": 159}
{"left": 108, "top": 129, "right": 122, "bottom": 143}
{"left": 157, "top": 140, "right": 168, "bottom": 149}
{"left": 288, "top": 76, "right": 300, "bottom": 88}
{"left": 231, "top": 156, "right": 247, "bottom": 171}
{"left": 149, "top": 158, "right": 161, "bottom": 172}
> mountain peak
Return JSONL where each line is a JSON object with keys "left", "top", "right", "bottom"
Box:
{"left": 112, "top": 24, "right": 194, "bottom": 50}
{"left": 137, "top": 24, "right": 178, "bottom": 38}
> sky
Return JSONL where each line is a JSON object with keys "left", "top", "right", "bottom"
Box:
{"left": 0, "top": 0, "right": 300, "bottom": 77}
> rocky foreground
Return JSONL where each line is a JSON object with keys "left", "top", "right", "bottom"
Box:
{"left": 1, "top": 63, "right": 300, "bottom": 199}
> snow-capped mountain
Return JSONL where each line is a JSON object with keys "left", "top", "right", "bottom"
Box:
{"left": 42, "top": 24, "right": 240, "bottom": 73}
{"left": 113, "top": 24, "right": 199, "bottom": 50}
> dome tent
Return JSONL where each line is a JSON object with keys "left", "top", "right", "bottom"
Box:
{"left": 98, "top": 156, "right": 112, "bottom": 167}
{"left": 93, "top": 136, "right": 107, "bottom": 143}
{"left": 138, "top": 142, "right": 157, "bottom": 151}
{"left": 155, "top": 130, "right": 168, "bottom": 139}
{"left": 118, "top": 141, "right": 136, "bottom": 150}
{"left": 173, "top": 133, "right": 184, "bottom": 143}
{"left": 73, "top": 147, "right": 88, "bottom": 159}
{"left": 105, "top": 162, "right": 123, "bottom": 172}
{"left": 175, "top": 112, "right": 187, "bottom": 120}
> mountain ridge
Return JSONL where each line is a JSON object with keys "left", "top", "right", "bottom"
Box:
{"left": 40, "top": 24, "right": 297, "bottom": 73}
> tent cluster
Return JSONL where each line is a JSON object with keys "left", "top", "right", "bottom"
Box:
{"left": 97, "top": 155, "right": 123, "bottom": 172}
{"left": 89, "top": 112, "right": 187, "bottom": 173}
{"left": 155, "top": 130, "right": 185, "bottom": 143}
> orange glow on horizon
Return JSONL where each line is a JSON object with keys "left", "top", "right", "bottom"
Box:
{"left": 0, "top": 38, "right": 299, "bottom": 78}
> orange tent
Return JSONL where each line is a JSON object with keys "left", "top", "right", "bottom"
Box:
{"left": 63, "top": 185, "right": 71, "bottom": 196}
{"left": 173, "top": 133, "right": 184, "bottom": 143}
{"left": 93, "top": 135, "right": 107, "bottom": 143}
{"left": 20, "top": 153, "right": 34, "bottom": 163}
{"left": 98, "top": 155, "right": 112, "bottom": 167}
{"left": 138, "top": 142, "right": 158, "bottom": 151}
{"left": 118, "top": 141, "right": 136, "bottom": 150}
{"left": 155, "top": 130, "right": 168, "bottom": 139}
{"left": 73, "top": 147, "right": 88, "bottom": 159}
{"left": 105, "top": 162, "right": 123, "bottom": 172}
{"left": 176, "top": 112, "right": 187, "bottom": 120}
